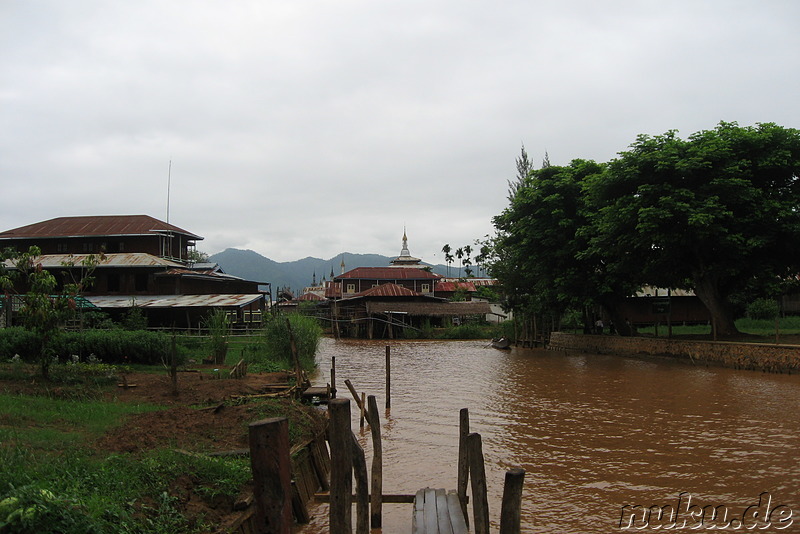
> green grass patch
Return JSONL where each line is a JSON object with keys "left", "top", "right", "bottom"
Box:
{"left": 0, "top": 393, "right": 163, "bottom": 451}
{"left": 0, "top": 447, "right": 250, "bottom": 533}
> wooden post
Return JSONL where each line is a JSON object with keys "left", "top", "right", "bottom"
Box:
{"left": 385, "top": 345, "right": 391, "bottom": 410}
{"left": 457, "top": 408, "right": 470, "bottom": 526}
{"left": 328, "top": 399, "right": 352, "bottom": 534}
{"left": 351, "top": 433, "right": 369, "bottom": 534}
{"left": 359, "top": 392, "right": 366, "bottom": 428}
{"left": 467, "top": 432, "right": 490, "bottom": 534}
{"left": 344, "top": 379, "right": 372, "bottom": 426}
{"left": 367, "top": 395, "right": 383, "bottom": 528}
{"left": 331, "top": 356, "right": 336, "bottom": 399}
{"left": 499, "top": 468, "right": 525, "bottom": 534}
{"left": 248, "top": 417, "right": 292, "bottom": 534}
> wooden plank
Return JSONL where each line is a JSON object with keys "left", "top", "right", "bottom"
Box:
{"left": 316, "top": 493, "right": 416, "bottom": 503}
{"left": 412, "top": 489, "right": 425, "bottom": 533}
{"left": 435, "top": 488, "right": 454, "bottom": 534}
{"left": 447, "top": 491, "right": 469, "bottom": 534}
{"left": 423, "top": 488, "right": 439, "bottom": 534}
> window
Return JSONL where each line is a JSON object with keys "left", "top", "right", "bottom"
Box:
{"left": 135, "top": 274, "right": 148, "bottom": 292}
{"left": 57, "top": 243, "right": 68, "bottom": 253}
{"left": 82, "top": 242, "right": 94, "bottom": 253}
{"left": 347, "top": 284, "right": 356, "bottom": 294}
{"left": 421, "top": 284, "right": 430, "bottom": 293}
{"left": 107, "top": 273, "right": 120, "bottom": 292}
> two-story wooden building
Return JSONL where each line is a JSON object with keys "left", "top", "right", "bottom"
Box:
{"left": 0, "top": 215, "right": 267, "bottom": 329}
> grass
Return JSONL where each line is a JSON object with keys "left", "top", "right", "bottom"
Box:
{"left": 0, "top": 360, "right": 322, "bottom": 533}
{"left": 0, "top": 393, "right": 163, "bottom": 444}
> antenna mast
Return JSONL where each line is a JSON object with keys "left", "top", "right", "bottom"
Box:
{"left": 166, "top": 160, "right": 172, "bottom": 224}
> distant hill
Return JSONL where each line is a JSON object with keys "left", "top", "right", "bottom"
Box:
{"left": 208, "top": 248, "right": 453, "bottom": 295}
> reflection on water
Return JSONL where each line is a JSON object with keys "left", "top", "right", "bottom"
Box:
{"left": 298, "top": 338, "right": 800, "bottom": 533}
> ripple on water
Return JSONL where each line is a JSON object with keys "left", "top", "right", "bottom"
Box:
{"left": 299, "top": 338, "right": 800, "bottom": 534}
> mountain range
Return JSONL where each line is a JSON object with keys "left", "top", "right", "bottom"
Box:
{"left": 208, "top": 248, "right": 454, "bottom": 295}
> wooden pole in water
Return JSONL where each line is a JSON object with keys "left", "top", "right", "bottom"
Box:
{"left": 385, "top": 345, "right": 391, "bottom": 410}
{"left": 328, "top": 399, "right": 352, "bottom": 534}
{"left": 350, "top": 433, "right": 369, "bottom": 534}
{"left": 457, "top": 408, "right": 470, "bottom": 526}
{"left": 248, "top": 417, "right": 292, "bottom": 534}
{"left": 367, "top": 395, "right": 383, "bottom": 528}
{"left": 344, "top": 379, "right": 372, "bottom": 426}
{"left": 330, "top": 356, "right": 336, "bottom": 399}
{"left": 467, "top": 432, "right": 490, "bottom": 534}
{"left": 499, "top": 468, "right": 525, "bottom": 534}
{"left": 360, "top": 392, "right": 366, "bottom": 428}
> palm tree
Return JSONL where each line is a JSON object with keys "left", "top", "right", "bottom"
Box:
{"left": 442, "top": 244, "right": 452, "bottom": 276}
{"left": 455, "top": 247, "right": 464, "bottom": 277}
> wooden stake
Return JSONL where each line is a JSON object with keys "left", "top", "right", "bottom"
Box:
{"left": 351, "top": 433, "right": 369, "bottom": 534}
{"left": 360, "top": 392, "right": 366, "bottom": 428}
{"left": 457, "top": 408, "right": 470, "bottom": 526}
{"left": 331, "top": 356, "right": 337, "bottom": 399}
{"left": 344, "top": 379, "right": 372, "bottom": 426}
{"left": 368, "top": 395, "right": 383, "bottom": 528}
{"left": 385, "top": 345, "right": 391, "bottom": 410}
{"left": 328, "top": 399, "right": 352, "bottom": 534}
{"left": 248, "top": 417, "right": 292, "bottom": 534}
{"left": 467, "top": 432, "right": 490, "bottom": 534}
{"left": 499, "top": 468, "right": 525, "bottom": 534}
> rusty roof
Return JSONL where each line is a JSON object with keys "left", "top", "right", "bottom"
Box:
{"left": 347, "top": 283, "right": 421, "bottom": 299}
{"left": 336, "top": 267, "right": 441, "bottom": 280}
{"left": 297, "top": 292, "right": 325, "bottom": 301}
{"left": 3, "top": 253, "right": 184, "bottom": 269}
{"left": 435, "top": 281, "right": 477, "bottom": 292}
{"left": 0, "top": 215, "right": 202, "bottom": 240}
{"left": 86, "top": 294, "right": 264, "bottom": 309}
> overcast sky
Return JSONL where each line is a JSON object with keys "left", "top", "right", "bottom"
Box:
{"left": 2, "top": 1, "right": 799, "bottom": 263}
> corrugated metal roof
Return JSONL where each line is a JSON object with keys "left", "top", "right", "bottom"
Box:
{"left": 297, "top": 292, "right": 325, "bottom": 301}
{"left": 3, "top": 253, "right": 185, "bottom": 269}
{"left": 0, "top": 215, "right": 202, "bottom": 240}
{"left": 435, "top": 281, "right": 477, "bottom": 292}
{"left": 365, "top": 301, "right": 491, "bottom": 316}
{"left": 348, "top": 283, "right": 421, "bottom": 299}
{"left": 86, "top": 294, "right": 264, "bottom": 308}
{"left": 336, "top": 267, "right": 441, "bottom": 280}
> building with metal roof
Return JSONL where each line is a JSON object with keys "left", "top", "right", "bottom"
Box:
{"left": 0, "top": 215, "right": 267, "bottom": 329}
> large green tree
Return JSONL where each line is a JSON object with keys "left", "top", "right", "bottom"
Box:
{"left": 491, "top": 159, "right": 638, "bottom": 333}
{"left": 587, "top": 122, "right": 800, "bottom": 336}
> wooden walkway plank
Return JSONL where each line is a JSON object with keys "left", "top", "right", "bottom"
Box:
{"left": 412, "top": 487, "right": 469, "bottom": 534}
{"left": 447, "top": 490, "right": 470, "bottom": 534}
{"left": 435, "top": 488, "right": 454, "bottom": 534}
{"left": 424, "top": 488, "right": 439, "bottom": 534}
{"left": 413, "top": 489, "right": 425, "bottom": 533}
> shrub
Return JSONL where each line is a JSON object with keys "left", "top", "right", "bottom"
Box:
{"left": 249, "top": 314, "right": 321, "bottom": 370}
{"left": 746, "top": 298, "right": 779, "bottom": 320}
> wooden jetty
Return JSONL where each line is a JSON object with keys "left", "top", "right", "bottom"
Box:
{"left": 413, "top": 488, "right": 469, "bottom": 534}
{"left": 227, "top": 345, "right": 524, "bottom": 533}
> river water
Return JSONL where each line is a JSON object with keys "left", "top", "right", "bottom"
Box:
{"left": 298, "top": 338, "right": 800, "bottom": 533}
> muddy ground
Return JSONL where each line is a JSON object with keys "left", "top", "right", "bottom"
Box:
{"left": 1, "top": 366, "right": 323, "bottom": 532}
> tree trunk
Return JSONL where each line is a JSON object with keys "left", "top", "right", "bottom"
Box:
{"left": 693, "top": 272, "right": 739, "bottom": 337}
{"left": 599, "top": 296, "right": 632, "bottom": 337}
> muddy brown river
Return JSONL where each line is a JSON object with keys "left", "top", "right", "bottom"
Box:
{"left": 298, "top": 338, "right": 800, "bottom": 533}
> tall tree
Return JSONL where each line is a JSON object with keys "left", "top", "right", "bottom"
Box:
{"left": 492, "top": 159, "right": 637, "bottom": 333}
{"left": 441, "top": 244, "right": 452, "bottom": 276}
{"left": 454, "top": 247, "right": 464, "bottom": 277}
{"left": 587, "top": 122, "right": 800, "bottom": 336}
{"left": 508, "top": 144, "right": 534, "bottom": 201}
